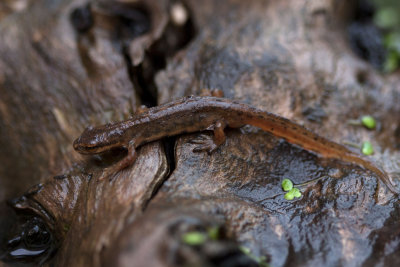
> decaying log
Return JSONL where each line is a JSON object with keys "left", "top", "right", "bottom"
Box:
{"left": 0, "top": 0, "right": 400, "bottom": 266}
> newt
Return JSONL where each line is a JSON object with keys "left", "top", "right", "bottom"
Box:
{"left": 73, "top": 96, "right": 397, "bottom": 193}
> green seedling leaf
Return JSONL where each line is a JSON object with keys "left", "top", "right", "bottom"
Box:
{"left": 239, "top": 246, "right": 251, "bottom": 255}
{"left": 239, "top": 246, "right": 270, "bottom": 267}
{"left": 384, "top": 50, "right": 400, "bottom": 72}
{"left": 282, "top": 178, "right": 293, "bottom": 191}
{"left": 291, "top": 187, "right": 302, "bottom": 198}
{"left": 207, "top": 226, "right": 220, "bottom": 240}
{"left": 374, "top": 8, "right": 399, "bottom": 28}
{"left": 361, "top": 115, "right": 376, "bottom": 129}
{"left": 362, "top": 141, "right": 374, "bottom": 155}
{"left": 182, "top": 231, "right": 207, "bottom": 245}
{"left": 284, "top": 191, "right": 295, "bottom": 200}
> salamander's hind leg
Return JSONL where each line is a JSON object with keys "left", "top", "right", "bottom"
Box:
{"left": 191, "top": 121, "right": 226, "bottom": 154}
{"left": 99, "top": 140, "right": 137, "bottom": 180}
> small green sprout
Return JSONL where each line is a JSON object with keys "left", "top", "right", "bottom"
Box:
{"left": 362, "top": 141, "right": 374, "bottom": 155}
{"left": 374, "top": 7, "right": 398, "bottom": 28}
{"left": 384, "top": 50, "right": 400, "bottom": 72}
{"left": 284, "top": 191, "right": 295, "bottom": 200}
{"left": 239, "top": 246, "right": 270, "bottom": 267}
{"left": 207, "top": 226, "right": 220, "bottom": 240}
{"left": 182, "top": 231, "right": 207, "bottom": 245}
{"left": 284, "top": 188, "right": 302, "bottom": 200}
{"left": 291, "top": 188, "right": 302, "bottom": 198}
{"left": 282, "top": 178, "right": 302, "bottom": 200}
{"left": 281, "top": 178, "right": 293, "bottom": 191}
{"left": 361, "top": 115, "right": 376, "bottom": 129}
{"left": 348, "top": 115, "right": 377, "bottom": 130}
{"left": 239, "top": 246, "right": 251, "bottom": 255}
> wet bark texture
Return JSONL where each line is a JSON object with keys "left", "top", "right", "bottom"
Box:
{"left": 1, "top": 0, "right": 400, "bottom": 266}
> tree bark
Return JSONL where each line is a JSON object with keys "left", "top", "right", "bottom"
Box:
{"left": 1, "top": 0, "right": 399, "bottom": 266}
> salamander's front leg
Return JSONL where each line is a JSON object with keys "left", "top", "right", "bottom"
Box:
{"left": 99, "top": 140, "right": 137, "bottom": 180}
{"left": 191, "top": 121, "right": 226, "bottom": 154}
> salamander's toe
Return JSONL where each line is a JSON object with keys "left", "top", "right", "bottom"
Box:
{"left": 190, "top": 134, "right": 219, "bottom": 154}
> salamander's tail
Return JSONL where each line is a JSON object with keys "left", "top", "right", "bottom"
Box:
{"left": 380, "top": 172, "right": 398, "bottom": 195}
{"left": 362, "top": 159, "right": 398, "bottom": 194}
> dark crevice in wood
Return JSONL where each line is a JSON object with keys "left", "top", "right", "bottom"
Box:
{"left": 124, "top": 2, "right": 197, "bottom": 107}
{"left": 145, "top": 136, "right": 177, "bottom": 208}
{"left": 122, "top": 46, "right": 158, "bottom": 107}
{"left": 121, "top": 2, "right": 196, "bottom": 184}
{"left": 162, "top": 136, "right": 177, "bottom": 179}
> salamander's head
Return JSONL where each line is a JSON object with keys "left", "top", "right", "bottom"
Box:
{"left": 73, "top": 125, "right": 124, "bottom": 154}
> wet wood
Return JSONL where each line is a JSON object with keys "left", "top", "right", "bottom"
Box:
{"left": 0, "top": 0, "right": 399, "bottom": 266}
